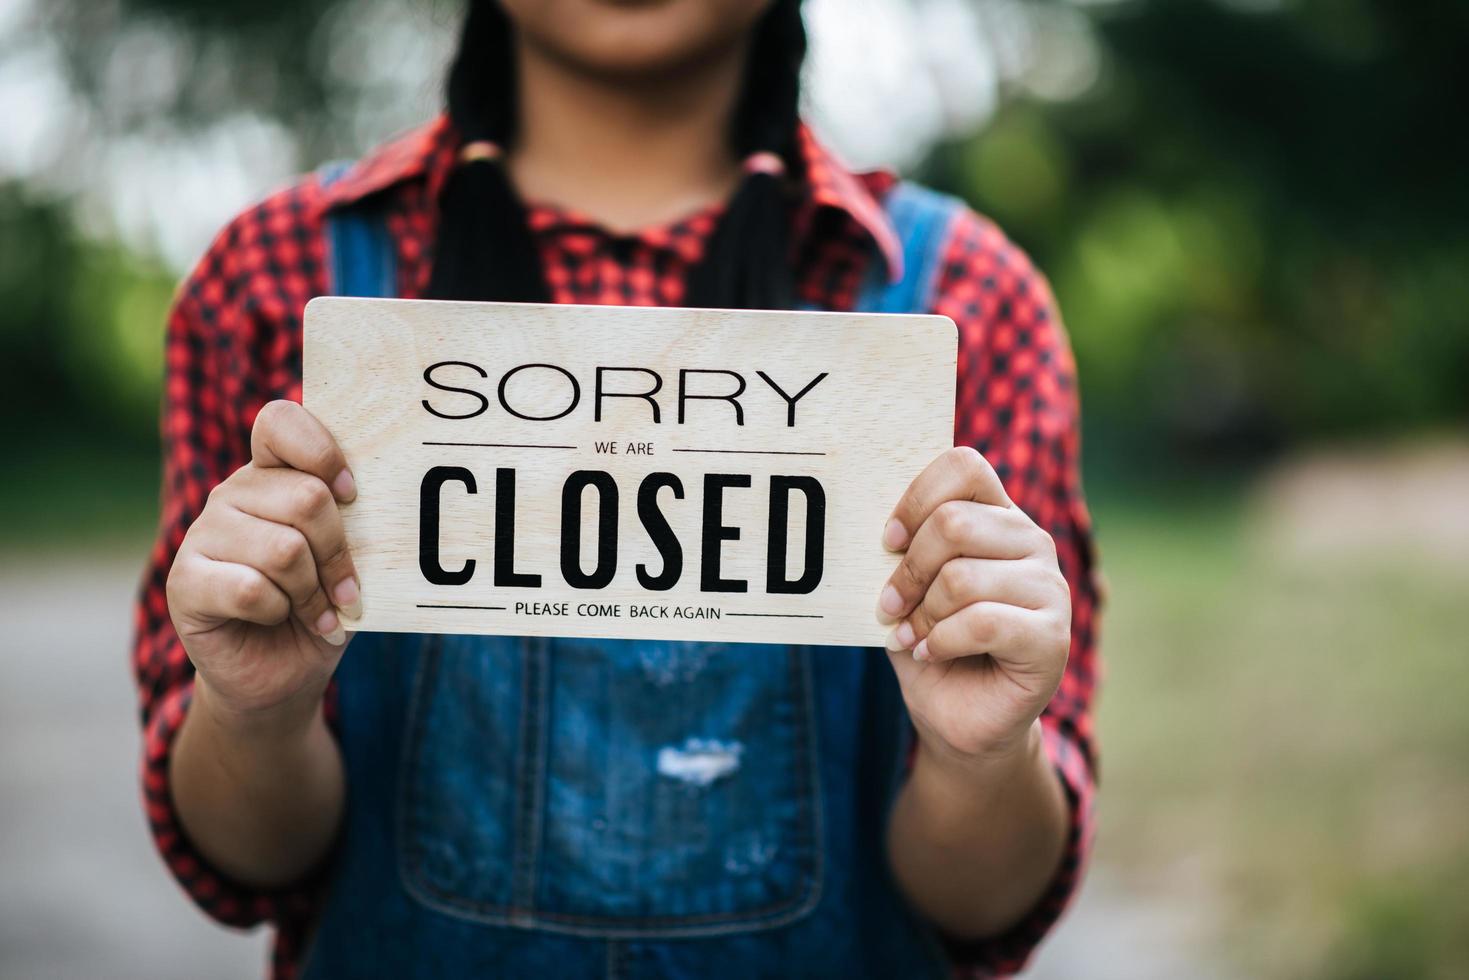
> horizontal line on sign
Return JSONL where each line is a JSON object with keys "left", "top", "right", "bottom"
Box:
{"left": 423, "top": 441, "right": 577, "bottom": 450}
{"left": 671, "top": 448, "right": 827, "bottom": 456}
{"left": 725, "top": 612, "right": 826, "bottom": 619}
{"left": 415, "top": 603, "right": 508, "bottom": 611}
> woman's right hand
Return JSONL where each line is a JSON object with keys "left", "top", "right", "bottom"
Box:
{"left": 166, "top": 399, "right": 362, "bottom": 733}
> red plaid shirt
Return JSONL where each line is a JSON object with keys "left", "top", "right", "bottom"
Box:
{"left": 134, "top": 117, "right": 1099, "bottom": 978}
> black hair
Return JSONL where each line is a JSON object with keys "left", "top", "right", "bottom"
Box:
{"left": 426, "top": 0, "right": 807, "bottom": 310}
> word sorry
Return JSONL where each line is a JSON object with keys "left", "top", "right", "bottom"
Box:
{"left": 423, "top": 361, "right": 830, "bottom": 427}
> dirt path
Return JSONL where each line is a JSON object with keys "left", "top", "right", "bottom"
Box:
{"left": 0, "top": 554, "right": 270, "bottom": 979}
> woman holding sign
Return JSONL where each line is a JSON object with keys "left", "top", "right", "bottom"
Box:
{"left": 137, "top": 0, "right": 1100, "bottom": 976}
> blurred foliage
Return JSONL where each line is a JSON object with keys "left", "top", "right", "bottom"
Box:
{"left": 929, "top": 0, "right": 1469, "bottom": 457}
{"left": 7, "top": 0, "right": 1468, "bottom": 463}
{"left": 45, "top": 0, "right": 338, "bottom": 146}
{"left": 0, "top": 182, "right": 175, "bottom": 450}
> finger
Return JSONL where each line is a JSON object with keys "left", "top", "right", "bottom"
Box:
{"left": 224, "top": 467, "right": 361, "bottom": 618}
{"left": 250, "top": 399, "right": 356, "bottom": 502}
{"left": 912, "top": 601, "right": 1063, "bottom": 667}
{"left": 877, "top": 501, "right": 1038, "bottom": 622}
{"left": 903, "top": 557, "right": 1063, "bottom": 641}
{"left": 170, "top": 553, "right": 291, "bottom": 629}
{"left": 883, "top": 446, "right": 1010, "bottom": 552}
{"left": 195, "top": 509, "right": 345, "bottom": 645}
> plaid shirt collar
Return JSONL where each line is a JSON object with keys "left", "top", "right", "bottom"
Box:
{"left": 316, "top": 115, "right": 904, "bottom": 283}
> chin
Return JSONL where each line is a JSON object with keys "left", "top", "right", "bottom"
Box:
{"left": 503, "top": 0, "right": 772, "bottom": 78}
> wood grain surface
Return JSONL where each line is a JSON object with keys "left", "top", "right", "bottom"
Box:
{"left": 303, "top": 297, "right": 956, "bottom": 646}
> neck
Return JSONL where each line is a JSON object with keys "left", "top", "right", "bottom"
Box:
{"left": 506, "top": 39, "right": 748, "bottom": 233}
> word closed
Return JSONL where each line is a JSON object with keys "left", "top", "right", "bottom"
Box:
{"left": 303, "top": 298, "right": 956, "bottom": 646}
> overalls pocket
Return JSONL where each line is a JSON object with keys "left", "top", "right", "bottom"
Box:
{"left": 397, "top": 635, "right": 823, "bottom": 937}
{"left": 396, "top": 634, "right": 527, "bottom": 914}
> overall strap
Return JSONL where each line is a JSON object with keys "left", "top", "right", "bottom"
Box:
{"left": 318, "top": 160, "right": 399, "bottom": 298}
{"left": 853, "top": 181, "right": 966, "bottom": 315}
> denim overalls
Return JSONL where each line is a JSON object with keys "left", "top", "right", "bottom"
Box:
{"left": 301, "top": 168, "right": 965, "bottom": 979}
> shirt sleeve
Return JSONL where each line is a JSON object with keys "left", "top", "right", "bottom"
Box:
{"left": 927, "top": 208, "right": 1102, "bottom": 976}
{"left": 131, "top": 209, "right": 327, "bottom": 935}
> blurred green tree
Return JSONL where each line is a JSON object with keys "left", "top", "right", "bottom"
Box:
{"left": 929, "top": 0, "right": 1469, "bottom": 458}
{"left": 0, "top": 182, "right": 174, "bottom": 446}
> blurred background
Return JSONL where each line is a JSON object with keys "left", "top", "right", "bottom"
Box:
{"left": 2, "top": 0, "right": 1466, "bottom": 976}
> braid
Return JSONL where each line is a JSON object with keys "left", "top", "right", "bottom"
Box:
{"left": 685, "top": 0, "right": 806, "bottom": 310}
{"left": 428, "top": 0, "right": 808, "bottom": 310}
{"left": 427, "top": 1, "right": 549, "bottom": 302}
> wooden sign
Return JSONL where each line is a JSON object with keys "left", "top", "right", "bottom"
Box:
{"left": 303, "top": 298, "right": 956, "bottom": 646}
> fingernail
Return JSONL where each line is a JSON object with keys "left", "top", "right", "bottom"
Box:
{"left": 315, "top": 609, "right": 346, "bottom": 646}
{"left": 912, "top": 639, "right": 930, "bottom": 662}
{"left": 878, "top": 585, "right": 904, "bottom": 619}
{"left": 883, "top": 518, "right": 908, "bottom": 551}
{"left": 885, "top": 621, "right": 915, "bottom": 653}
{"left": 333, "top": 577, "right": 363, "bottom": 620}
{"left": 332, "top": 468, "right": 357, "bottom": 502}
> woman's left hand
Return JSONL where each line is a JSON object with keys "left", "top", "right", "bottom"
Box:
{"left": 877, "top": 446, "right": 1071, "bottom": 768}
